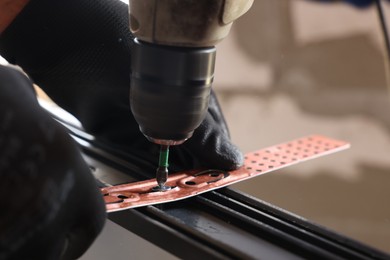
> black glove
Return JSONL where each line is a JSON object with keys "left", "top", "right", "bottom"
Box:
{"left": 0, "top": 66, "right": 106, "bottom": 259}
{"left": 0, "top": 0, "right": 243, "bottom": 172}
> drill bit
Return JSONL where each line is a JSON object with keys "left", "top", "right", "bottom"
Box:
{"left": 155, "top": 145, "right": 170, "bottom": 191}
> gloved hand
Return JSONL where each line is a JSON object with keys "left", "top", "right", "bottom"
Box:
{"left": 0, "top": 66, "right": 106, "bottom": 259}
{"left": 0, "top": 0, "right": 243, "bottom": 172}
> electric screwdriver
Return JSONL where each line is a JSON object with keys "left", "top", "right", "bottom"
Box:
{"left": 128, "top": 0, "right": 253, "bottom": 190}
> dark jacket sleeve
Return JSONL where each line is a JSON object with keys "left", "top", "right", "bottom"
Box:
{"left": 0, "top": 65, "right": 106, "bottom": 260}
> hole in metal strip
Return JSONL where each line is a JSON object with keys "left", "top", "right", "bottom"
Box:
{"left": 192, "top": 169, "right": 230, "bottom": 184}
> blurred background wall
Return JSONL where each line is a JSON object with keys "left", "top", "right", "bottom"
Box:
{"left": 215, "top": 0, "right": 390, "bottom": 253}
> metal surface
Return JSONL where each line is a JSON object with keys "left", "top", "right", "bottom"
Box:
{"left": 42, "top": 102, "right": 390, "bottom": 259}
{"left": 102, "top": 135, "right": 349, "bottom": 212}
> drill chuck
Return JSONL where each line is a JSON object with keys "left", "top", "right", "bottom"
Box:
{"left": 130, "top": 39, "right": 216, "bottom": 145}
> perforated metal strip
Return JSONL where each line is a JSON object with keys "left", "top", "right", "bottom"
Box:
{"left": 102, "top": 135, "right": 350, "bottom": 212}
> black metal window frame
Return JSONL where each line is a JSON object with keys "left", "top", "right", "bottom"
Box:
{"left": 53, "top": 112, "right": 390, "bottom": 260}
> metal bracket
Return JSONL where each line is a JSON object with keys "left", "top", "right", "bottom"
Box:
{"left": 102, "top": 135, "right": 350, "bottom": 212}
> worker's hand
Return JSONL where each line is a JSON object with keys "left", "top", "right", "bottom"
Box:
{"left": 173, "top": 92, "right": 244, "bottom": 171}
{"left": 0, "top": 0, "right": 243, "bottom": 171}
{"left": 0, "top": 66, "right": 106, "bottom": 259}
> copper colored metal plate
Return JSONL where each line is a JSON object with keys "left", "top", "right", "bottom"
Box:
{"left": 101, "top": 135, "right": 350, "bottom": 213}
